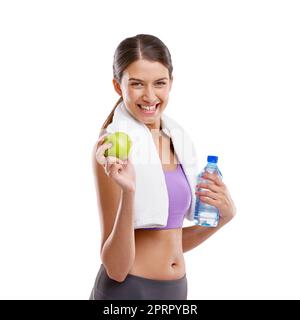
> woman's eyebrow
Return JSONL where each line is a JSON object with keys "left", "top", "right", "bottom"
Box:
{"left": 128, "top": 77, "right": 168, "bottom": 82}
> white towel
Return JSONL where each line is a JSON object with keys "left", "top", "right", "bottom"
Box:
{"left": 106, "top": 100, "right": 200, "bottom": 229}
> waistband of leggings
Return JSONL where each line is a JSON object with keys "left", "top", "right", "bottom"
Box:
{"left": 100, "top": 264, "right": 186, "bottom": 284}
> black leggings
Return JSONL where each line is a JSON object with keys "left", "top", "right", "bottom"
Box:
{"left": 89, "top": 264, "right": 188, "bottom": 300}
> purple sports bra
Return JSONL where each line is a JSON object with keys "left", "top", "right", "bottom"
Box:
{"left": 141, "top": 163, "right": 192, "bottom": 230}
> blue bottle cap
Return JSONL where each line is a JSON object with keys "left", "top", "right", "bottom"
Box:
{"left": 207, "top": 155, "right": 218, "bottom": 163}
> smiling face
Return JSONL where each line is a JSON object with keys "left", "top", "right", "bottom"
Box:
{"left": 113, "top": 59, "right": 173, "bottom": 131}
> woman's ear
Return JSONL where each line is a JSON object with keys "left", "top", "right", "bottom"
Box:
{"left": 112, "top": 78, "right": 122, "bottom": 97}
{"left": 169, "top": 77, "right": 173, "bottom": 91}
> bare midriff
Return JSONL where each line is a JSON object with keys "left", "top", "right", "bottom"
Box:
{"left": 128, "top": 228, "right": 185, "bottom": 280}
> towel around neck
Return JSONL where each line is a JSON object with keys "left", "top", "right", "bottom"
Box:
{"left": 105, "top": 100, "right": 199, "bottom": 229}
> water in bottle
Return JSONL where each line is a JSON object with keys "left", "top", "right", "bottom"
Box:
{"left": 194, "top": 155, "right": 223, "bottom": 227}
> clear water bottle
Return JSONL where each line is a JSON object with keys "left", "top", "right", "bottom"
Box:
{"left": 194, "top": 155, "right": 223, "bottom": 227}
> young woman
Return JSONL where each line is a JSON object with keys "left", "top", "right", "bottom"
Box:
{"left": 89, "top": 34, "right": 236, "bottom": 300}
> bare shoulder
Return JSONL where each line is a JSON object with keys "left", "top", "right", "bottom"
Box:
{"left": 92, "top": 140, "right": 122, "bottom": 254}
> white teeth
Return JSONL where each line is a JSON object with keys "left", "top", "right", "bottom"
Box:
{"left": 138, "top": 104, "right": 158, "bottom": 111}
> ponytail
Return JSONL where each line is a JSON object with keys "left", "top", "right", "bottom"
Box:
{"left": 99, "top": 96, "right": 123, "bottom": 137}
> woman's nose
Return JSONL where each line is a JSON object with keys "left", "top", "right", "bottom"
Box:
{"left": 142, "top": 86, "right": 157, "bottom": 102}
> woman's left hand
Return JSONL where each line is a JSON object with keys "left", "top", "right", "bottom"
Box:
{"left": 195, "top": 171, "right": 237, "bottom": 224}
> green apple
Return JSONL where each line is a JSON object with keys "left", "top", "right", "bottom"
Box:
{"left": 104, "top": 131, "right": 132, "bottom": 160}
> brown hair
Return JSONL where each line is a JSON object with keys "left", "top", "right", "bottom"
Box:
{"left": 100, "top": 34, "right": 173, "bottom": 135}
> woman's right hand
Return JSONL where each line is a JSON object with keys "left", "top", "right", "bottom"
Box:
{"left": 95, "top": 133, "right": 136, "bottom": 193}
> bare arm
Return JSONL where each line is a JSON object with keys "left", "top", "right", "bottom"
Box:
{"left": 182, "top": 170, "right": 237, "bottom": 253}
{"left": 182, "top": 220, "right": 227, "bottom": 253}
{"left": 101, "top": 189, "right": 136, "bottom": 282}
{"left": 94, "top": 133, "right": 137, "bottom": 282}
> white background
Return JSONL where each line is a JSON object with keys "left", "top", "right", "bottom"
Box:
{"left": 0, "top": 0, "right": 299, "bottom": 300}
